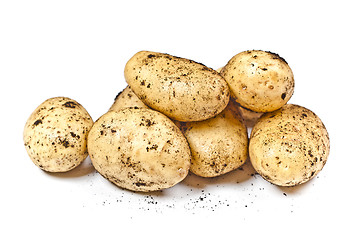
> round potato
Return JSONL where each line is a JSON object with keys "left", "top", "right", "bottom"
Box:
{"left": 125, "top": 51, "right": 230, "bottom": 122}
{"left": 249, "top": 104, "right": 330, "bottom": 186}
{"left": 23, "top": 97, "right": 93, "bottom": 172}
{"left": 109, "top": 85, "right": 148, "bottom": 111}
{"left": 180, "top": 101, "right": 248, "bottom": 177}
{"left": 87, "top": 108, "right": 191, "bottom": 192}
{"left": 220, "top": 50, "right": 294, "bottom": 112}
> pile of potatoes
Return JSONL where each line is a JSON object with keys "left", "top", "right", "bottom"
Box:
{"left": 23, "top": 50, "right": 330, "bottom": 192}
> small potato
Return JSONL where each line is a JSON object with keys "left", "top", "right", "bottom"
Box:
{"left": 125, "top": 51, "right": 230, "bottom": 122}
{"left": 220, "top": 50, "right": 294, "bottom": 112}
{"left": 87, "top": 108, "right": 191, "bottom": 192}
{"left": 180, "top": 101, "right": 248, "bottom": 177}
{"left": 109, "top": 85, "right": 148, "bottom": 111}
{"left": 23, "top": 97, "right": 93, "bottom": 172}
{"left": 249, "top": 104, "right": 330, "bottom": 186}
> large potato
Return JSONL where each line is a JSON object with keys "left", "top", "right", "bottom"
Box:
{"left": 23, "top": 97, "right": 93, "bottom": 172}
{"left": 180, "top": 100, "right": 248, "bottom": 177}
{"left": 125, "top": 51, "right": 230, "bottom": 122}
{"left": 109, "top": 85, "right": 148, "bottom": 111}
{"left": 220, "top": 50, "right": 294, "bottom": 112}
{"left": 249, "top": 104, "right": 330, "bottom": 186}
{"left": 87, "top": 108, "right": 191, "bottom": 192}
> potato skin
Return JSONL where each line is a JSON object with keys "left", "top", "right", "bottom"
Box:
{"left": 220, "top": 50, "right": 294, "bottom": 112}
{"left": 249, "top": 104, "right": 330, "bottom": 186}
{"left": 109, "top": 85, "right": 148, "bottom": 111}
{"left": 216, "top": 67, "right": 262, "bottom": 127}
{"left": 23, "top": 97, "right": 93, "bottom": 172}
{"left": 109, "top": 86, "right": 247, "bottom": 178}
{"left": 87, "top": 108, "right": 191, "bottom": 192}
{"left": 125, "top": 51, "right": 230, "bottom": 121}
{"left": 180, "top": 101, "right": 248, "bottom": 177}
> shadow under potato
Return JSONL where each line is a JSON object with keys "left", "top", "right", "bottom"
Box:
{"left": 278, "top": 176, "right": 315, "bottom": 194}
{"left": 46, "top": 154, "right": 312, "bottom": 196}
{"left": 182, "top": 158, "right": 256, "bottom": 189}
{"left": 46, "top": 156, "right": 95, "bottom": 178}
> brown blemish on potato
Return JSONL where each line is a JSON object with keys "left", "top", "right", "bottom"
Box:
{"left": 265, "top": 50, "right": 288, "bottom": 64}
{"left": 59, "top": 138, "right": 70, "bottom": 148}
{"left": 63, "top": 101, "right": 77, "bottom": 108}
{"left": 33, "top": 119, "right": 42, "bottom": 126}
{"left": 70, "top": 132, "right": 80, "bottom": 139}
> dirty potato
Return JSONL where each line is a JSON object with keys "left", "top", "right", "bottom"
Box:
{"left": 23, "top": 97, "right": 93, "bottom": 172}
{"left": 109, "top": 85, "right": 148, "bottom": 111}
{"left": 87, "top": 108, "right": 191, "bottom": 192}
{"left": 180, "top": 101, "right": 248, "bottom": 177}
{"left": 249, "top": 104, "right": 330, "bottom": 186}
{"left": 220, "top": 50, "right": 294, "bottom": 113}
{"left": 125, "top": 51, "right": 230, "bottom": 121}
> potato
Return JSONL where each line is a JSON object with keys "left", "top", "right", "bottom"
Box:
{"left": 249, "top": 104, "right": 330, "bottom": 186}
{"left": 23, "top": 97, "right": 93, "bottom": 172}
{"left": 216, "top": 67, "right": 263, "bottom": 127}
{"left": 124, "top": 51, "right": 230, "bottom": 121}
{"left": 87, "top": 108, "right": 191, "bottom": 192}
{"left": 110, "top": 84, "right": 248, "bottom": 178}
{"left": 109, "top": 85, "right": 148, "bottom": 111}
{"left": 220, "top": 50, "right": 294, "bottom": 113}
{"left": 180, "top": 100, "right": 248, "bottom": 177}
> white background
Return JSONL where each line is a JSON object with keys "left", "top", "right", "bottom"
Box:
{"left": 1, "top": 0, "right": 359, "bottom": 239}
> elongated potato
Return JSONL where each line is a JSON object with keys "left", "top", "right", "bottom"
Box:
{"left": 180, "top": 100, "right": 248, "bottom": 177}
{"left": 87, "top": 108, "right": 191, "bottom": 192}
{"left": 125, "top": 51, "right": 230, "bottom": 121}
{"left": 249, "top": 104, "right": 330, "bottom": 186}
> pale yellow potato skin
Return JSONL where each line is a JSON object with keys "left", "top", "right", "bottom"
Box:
{"left": 220, "top": 50, "right": 294, "bottom": 112}
{"left": 110, "top": 85, "right": 247, "bottom": 178}
{"left": 180, "top": 101, "right": 248, "bottom": 177}
{"left": 125, "top": 51, "right": 230, "bottom": 122}
{"left": 87, "top": 108, "right": 191, "bottom": 192}
{"left": 23, "top": 97, "right": 93, "bottom": 172}
{"left": 109, "top": 85, "right": 148, "bottom": 111}
{"left": 217, "top": 67, "right": 263, "bottom": 127}
{"left": 249, "top": 104, "right": 330, "bottom": 186}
